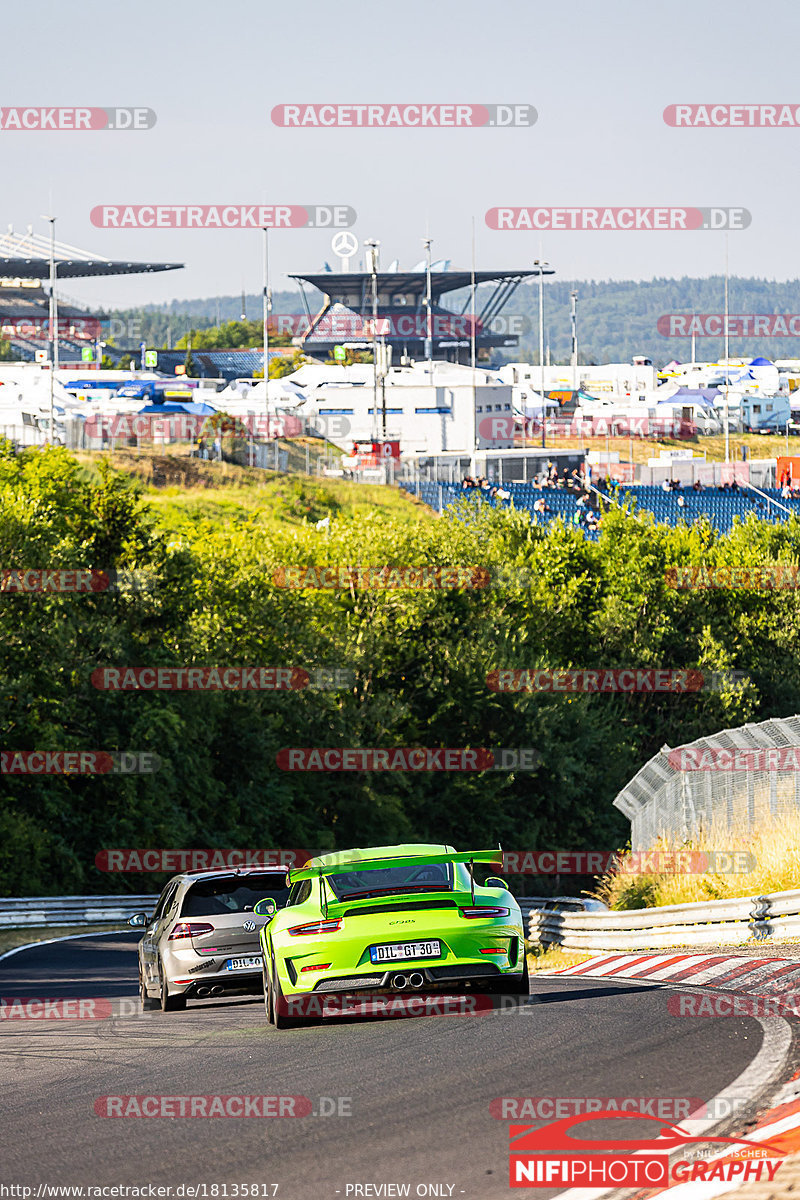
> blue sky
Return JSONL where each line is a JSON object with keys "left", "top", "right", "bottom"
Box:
{"left": 3, "top": 0, "right": 796, "bottom": 309}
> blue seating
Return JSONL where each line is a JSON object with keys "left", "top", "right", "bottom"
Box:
{"left": 400, "top": 479, "right": 798, "bottom": 538}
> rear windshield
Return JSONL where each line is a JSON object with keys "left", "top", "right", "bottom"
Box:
{"left": 181, "top": 873, "right": 291, "bottom": 916}
{"left": 326, "top": 862, "right": 453, "bottom": 900}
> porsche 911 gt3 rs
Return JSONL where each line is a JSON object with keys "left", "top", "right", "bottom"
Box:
{"left": 256, "top": 844, "right": 528, "bottom": 1028}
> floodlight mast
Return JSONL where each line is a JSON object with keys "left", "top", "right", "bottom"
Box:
{"left": 42, "top": 215, "right": 58, "bottom": 447}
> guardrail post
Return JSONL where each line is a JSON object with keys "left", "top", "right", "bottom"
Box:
{"left": 748, "top": 895, "right": 773, "bottom": 941}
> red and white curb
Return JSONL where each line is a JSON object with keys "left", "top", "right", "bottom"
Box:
{"left": 557, "top": 952, "right": 800, "bottom": 996}
{"left": 548, "top": 954, "right": 800, "bottom": 1200}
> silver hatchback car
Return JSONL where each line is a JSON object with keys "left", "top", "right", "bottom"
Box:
{"left": 130, "top": 868, "right": 291, "bottom": 1011}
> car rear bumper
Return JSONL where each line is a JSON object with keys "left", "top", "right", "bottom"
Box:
{"left": 310, "top": 960, "right": 519, "bottom": 993}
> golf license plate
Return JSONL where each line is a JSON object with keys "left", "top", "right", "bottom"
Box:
{"left": 369, "top": 940, "right": 441, "bottom": 964}
{"left": 225, "top": 955, "right": 262, "bottom": 971}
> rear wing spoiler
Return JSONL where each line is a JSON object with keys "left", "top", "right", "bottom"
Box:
{"left": 289, "top": 848, "right": 504, "bottom": 909}
{"left": 288, "top": 848, "right": 503, "bottom": 885}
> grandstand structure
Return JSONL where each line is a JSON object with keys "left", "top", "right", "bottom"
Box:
{"left": 614, "top": 714, "right": 800, "bottom": 849}
{"left": 401, "top": 479, "right": 798, "bottom": 536}
{"left": 0, "top": 226, "right": 182, "bottom": 364}
{"left": 289, "top": 263, "right": 551, "bottom": 364}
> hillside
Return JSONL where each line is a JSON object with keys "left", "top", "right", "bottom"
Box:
{"left": 102, "top": 277, "right": 800, "bottom": 367}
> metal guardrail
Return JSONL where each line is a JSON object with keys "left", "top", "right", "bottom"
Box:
{"left": 0, "top": 895, "right": 157, "bottom": 929}
{"left": 522, "top": 889, "right": 800, "bottom": 951}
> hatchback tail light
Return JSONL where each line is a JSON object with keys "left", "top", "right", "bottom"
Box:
{"left": 459, "top": 906, "right": 510, "bottom": 919}
{"left": 288, "top": 919, "right": 342, "bottom": 936}
{"left": 168, "top": 922, "right": 215, "bottom": 940}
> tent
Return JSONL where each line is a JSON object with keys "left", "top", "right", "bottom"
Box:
{"left": 662, "top": 387, "right": 719, "bottom": 408}
{"left": 138, "top": 401, "right": 217, "bottom": 416}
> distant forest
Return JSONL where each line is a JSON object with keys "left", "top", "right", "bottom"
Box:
{"left": 98, "top": 277, "right": 800, "bottom": 367}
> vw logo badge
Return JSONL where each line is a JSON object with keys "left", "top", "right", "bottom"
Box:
{"left": 243, "top": 920, "right": 256, "bottom": 932}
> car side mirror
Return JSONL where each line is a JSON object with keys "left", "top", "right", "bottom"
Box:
{"left": 253, "top": 897, "right": 277, "bottom": 918}
{"left": 484, "top": 877, "right": 508, "bottom": 890}
{"left": 128, "top": 912, "right": 148, "bottom": 927}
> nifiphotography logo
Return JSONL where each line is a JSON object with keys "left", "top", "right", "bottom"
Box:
{"left": 507, "top": 1110, "right": 784, "bottom": 1188}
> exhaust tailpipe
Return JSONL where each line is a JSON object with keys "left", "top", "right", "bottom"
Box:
{"left": 392, "top": 973, "right": 408, "bottom": 990}
{"left": 408, "top": 972, "right": 424, "bottom": 989}
{"left": 196, "top": 986, "right": 210, "bottom": 998}
{"left": 210, "top": 986, "right": 224, "bottom": 996}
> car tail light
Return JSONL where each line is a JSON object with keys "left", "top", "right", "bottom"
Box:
{"left": 288, "top": 919, "right": 343, "bottom": 936}
{"left": 459, "top": 907, "right": 509, "bottom": 919}
{"left": 480, "top": 947, "right": 506, "bottom": 954}
{"left": 300, "top": 962, "right": 332, "bottom": 972}
{"left": 168, "top": 922, "right": 215, "bottom": 940}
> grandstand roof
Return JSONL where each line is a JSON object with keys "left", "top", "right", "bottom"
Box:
{"left": 0, "top": 229, "right": 182, "bottom": 279}
{"left": 290, "top": 267, "right": 551, "bottom": 297}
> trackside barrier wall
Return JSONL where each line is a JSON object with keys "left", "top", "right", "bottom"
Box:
{"left": 0, "top": 895, "right": 156, "bottom": 929}
{"left": 521, "top": 889, "right": 800, "bottom": 951}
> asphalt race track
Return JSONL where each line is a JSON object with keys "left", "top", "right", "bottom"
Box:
{"left": 1, "top": 934, "right": 796, "bottom": 1200}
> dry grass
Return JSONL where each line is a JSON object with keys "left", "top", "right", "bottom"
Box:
{"left": 594, "top": 811, "right": 800, "bottom": 909}
{"left": 526, "top": 944, "right": 594, "bottom": 974}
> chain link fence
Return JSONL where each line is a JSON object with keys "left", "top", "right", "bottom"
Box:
{"left": 614, "top": 714, "right": 800, "bottom": 848}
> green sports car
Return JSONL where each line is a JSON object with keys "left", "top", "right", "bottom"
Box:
{"left": 255, "top": 843, "right": 528, "bottom": 1028}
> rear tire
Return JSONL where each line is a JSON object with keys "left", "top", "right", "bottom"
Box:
{"left": 159, "top": 961, "right": 187, "bottom": 1012}
{"left": 263, "top": 958, "right": 275, "bottom": 1025}
{"left": 508, "top": 952, "right": 530, "bottom": 995}
{"left": 139, "top": 964, "right": 158, "bottom": 1011}
{"left": 272, "top": 955, "right": 300, "bottom": 1030}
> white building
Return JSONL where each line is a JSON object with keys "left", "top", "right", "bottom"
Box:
{"left": 290, "top": 360, "right": 516, "bottom": 454}
{"left": 498, "top": 359, "right": 658, "bottom": 403}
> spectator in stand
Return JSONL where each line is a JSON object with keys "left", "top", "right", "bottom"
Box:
{"left": 662, "top": 478, "right": 671, "bottom": 493}
{"left": 547, "top": 460, "right": 557, "bottom": 484}
{"left": 780, "top": 468, "right": 791, "bottom": 489}
{"left": 730, "top": 479, "right": 740, "bottom": 492}
{"left": 495, "top": 484, "right": 511, "bottom": 501}
{"left": 692, "top": 479, "right": 703, "bottom": 492}
{"left": 462, "top": 476, "right": 476, "bottom": 489}
{"left": 782, "top": 482, "right": 793, "bottom": 499}
{"left": 533, "top": 496, "right": 552, "bottom": 520}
